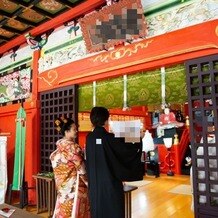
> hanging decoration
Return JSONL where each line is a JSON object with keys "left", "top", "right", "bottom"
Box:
{"left": 78, "top": 64, "right": 187, "bottom": 111}
{"left": 0, "top": 136, "right": 7, "bottom": 203}
{"left": 123, "top": 74, "right": 130, "bottom": 111}
{"left": 78, "top": 84, "right": 93, "bottom": 111}
{"left": 96, "top": 77, "right": 123, "bottom": 109}
{"left": 11, "top": 106, "right": 26, "bottom": 191}
{"left": 79, "top": 0, "right": 147, "bottom": 53}
{"left": 154, "top": 66, "right": 184, "bottom": 136}
{"left": 161, "top": 66, "right": 166, "bottom": 109}
{"left": 93, "top": 81, "right": 96, "bottom": 107}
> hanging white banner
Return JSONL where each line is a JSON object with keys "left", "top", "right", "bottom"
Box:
{"left": 123, "top": 74, "right": 127, "bottom": 110}
{"left": 161, "top": 66, "right": 166, "bottom": 109}
{"left": 93, "top": 81, "right": 96, "bottom": 107}
{"left": 0, "top": 136, "right": 7, "bottom": 204}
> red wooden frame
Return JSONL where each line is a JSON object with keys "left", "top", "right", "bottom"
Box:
{"left": 38, "top": 20, "right": 218, "bottom": 92}
{"left": 0, "top": 0, "right": 105, "bottom": 55}
{"left": 0, "top": 18, "right": 217, "bottom": 204}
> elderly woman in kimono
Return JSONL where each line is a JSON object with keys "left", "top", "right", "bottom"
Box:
{"left": 50, "top": 117, "right": 90, "bottom": 218}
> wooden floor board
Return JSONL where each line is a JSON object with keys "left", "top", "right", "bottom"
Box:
{"left": 25, "top": 174, "right": 194, "bottom": 218}
{"left": 131, "top": 174, "right": 194, "bottom": 218}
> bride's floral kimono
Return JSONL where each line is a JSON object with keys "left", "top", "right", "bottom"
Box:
{"left": 50, "top": 138, "right": 90, "bottom": 218}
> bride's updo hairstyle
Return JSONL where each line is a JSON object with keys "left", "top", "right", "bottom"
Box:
{"left": 54, "top": 117, "right": 75, "bottom": 136}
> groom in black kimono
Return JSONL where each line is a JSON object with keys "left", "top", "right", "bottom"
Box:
{"left": 86, "top": 106, "right": 144, "bottom": 218}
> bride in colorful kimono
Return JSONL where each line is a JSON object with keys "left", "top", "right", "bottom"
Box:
{"left": 50, "top": 117, "right": 90, "bottom": 218}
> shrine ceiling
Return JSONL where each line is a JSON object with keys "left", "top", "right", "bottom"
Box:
{"left": 0, "top": 0, "right": 105, "bottom": 49}
{"left": 0, "top": 0, "right": 194, "bottom": 54}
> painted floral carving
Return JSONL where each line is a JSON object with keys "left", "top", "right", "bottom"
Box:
{"left": 0, "top": 27, "right": 14, "bottom": 37}
{"left": 147, "top": 0, "right": 218, "bottom": 38}
{"left": 38, "top": 0, "right": 217, "bottom": 73}
{"left": 7, "top": 19, "right": 28, "bottom": 31}
{"left": 38, "top": 0, "right": 62, "bottom": 11}
{"left": 0, "top": 67, "right": 31, "bottom": 103}
{"left": 0, "top": 0, "right": 18, "bottom": 10}
{"left": 38, "top": 41, "right": 87, "bottom": 73}
{"left": 20, "top": 9, "right": 44, "bottom": 22}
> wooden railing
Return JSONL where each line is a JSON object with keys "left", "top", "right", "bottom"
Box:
{"left": 32, "top": 175, "right": 137, "bottom": 218}
{"left": 32, "top": 175, "right": 56, "bottom": 218}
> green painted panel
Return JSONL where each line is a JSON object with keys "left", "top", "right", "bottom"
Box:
{"left": 78, "top": 83, "right": 93, "bottom": 111}
{"left": 96, "top": 77, "right": 123, "bottom": 109}
{"left": 128, "top": 69, "right": 162, "bottom": 106}
{"left": 78, "top": 65, "right": 187, "bottom": 111}
{"left": 165, "top": 64, "right": 187, "bottom": 103}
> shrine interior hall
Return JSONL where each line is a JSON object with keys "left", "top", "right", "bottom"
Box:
{"left": 0, "top": 0, "right": 217, "bottom": 218}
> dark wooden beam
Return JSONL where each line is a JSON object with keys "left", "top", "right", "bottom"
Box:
{"left": 0, "top": 0, "right": 105, "bottom": 55}
{"left": 31, "top": 6, "right": 68, "bottom": 19}
{"left": 15, "top": 17, "right": 42, "bottom": 27}
{"left": 0, "top": 35, "right": 14, "bottom": 41}
{"left": 55, "top": 0, "right": 86, "bottom": 8}
{"left": 0, "top": 18, "right": 8, "bottom": 26}
{"left": 0, "top": 6, "right": 24, "bottom": 18}
{"left": 10, "top": 0, "right": 40, "bottom": 7}
{"left": 1, "top": 26, "right": 23, "bottom": 34}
